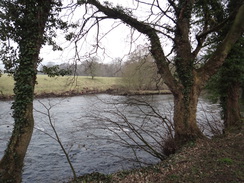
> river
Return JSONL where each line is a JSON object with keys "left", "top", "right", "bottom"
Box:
{"left": 0, "top": 94, "right": 222, "bottom": 182}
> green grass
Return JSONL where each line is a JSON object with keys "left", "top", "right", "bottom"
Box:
{"left": 0, "top": 74, "right": 124, "bottom": 97}
{"left": 0, "top": 74, "right": 170, "bottom": 98}
{"left": 0, "top": 74, "right": 14, "bottom": 95}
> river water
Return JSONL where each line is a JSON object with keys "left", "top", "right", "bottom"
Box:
{"left": 0, "top": 94, "right": 222, "bottom": 182}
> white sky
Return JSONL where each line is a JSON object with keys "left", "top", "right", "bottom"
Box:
{"left": 40, "top": 0, "right": 144, "bottom": 66}
{"left": 0, "top": 0, "right": 171, "bottom": 69}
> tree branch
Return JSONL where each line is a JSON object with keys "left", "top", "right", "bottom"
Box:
{"left": 198, "top": 4, "right": 244, "bottom": 86}
{"left": 84, "top": 0, "right": 179, "bottom": 94}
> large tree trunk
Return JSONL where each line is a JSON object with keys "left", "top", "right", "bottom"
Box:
{"left": 0, "top": 104, "right": 34, "bottom": 182}
{"left": 223, "top": 83, "right": 242, "bottom": 131}
{"left": 0, "top": 49, "right": 39, "bottom": 182}
{"left": 0, "top": 1, "right": 52, "bottom": 182}
{"left": 173, "top": 94, "right": 203, "bottom": 143}
{"left": 171, "top": 1, "right": 205, "bottom": 144}
{"left": 173, "top": 74, "right": 204, "bottom": 144}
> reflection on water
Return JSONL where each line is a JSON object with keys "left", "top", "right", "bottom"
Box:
{"left": 0, "top": 94, "right": 222, "bottom": 183}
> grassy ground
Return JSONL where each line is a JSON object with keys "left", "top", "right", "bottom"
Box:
{"left": 0, "top": 74, "right": 124, "bottom": 97}
{"left": 34, "top": 75, "right": 124, "bottom": 94}
{"left": 0, "top": 74, "right": 170, "bottom": 99}
{"left": 0, "top": 74, "right": 14, "bottom": 95}
{"left": 69, "top": 127, "right": 244, "bottom": 183}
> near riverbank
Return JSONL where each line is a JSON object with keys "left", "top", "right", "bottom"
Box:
{"left": 69, "top": 127, "right": 244, "bottom": 183}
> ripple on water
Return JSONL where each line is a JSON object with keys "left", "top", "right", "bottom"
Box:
{"left": 0, "top": 94, "right": 221, "bottom": 182}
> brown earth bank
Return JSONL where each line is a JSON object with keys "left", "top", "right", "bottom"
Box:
{"left": 68, "top": 126, "right": 244, "bottom": 183}
{"left": 0, "top": 89, "right": 171, "bottom": 101}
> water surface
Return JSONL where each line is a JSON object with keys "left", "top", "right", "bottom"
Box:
{"left": 0, "top": 94, "right": 221, "bottom": 182}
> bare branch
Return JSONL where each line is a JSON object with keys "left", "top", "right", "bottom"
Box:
{"left": 35, "top": 100, "right": 77, "bottom": 180}
{"left": 84, "top": 0, "right": 179, "bottom": 94}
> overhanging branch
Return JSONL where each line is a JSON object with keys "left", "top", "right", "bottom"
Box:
{"left": 197, "top": 4, "right": 244, "bottom": 86}
{"left": 83, "top": 0, "right": 179, "bottom": 94}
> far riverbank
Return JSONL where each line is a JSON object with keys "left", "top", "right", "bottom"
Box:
{"left": 0, "top": 74, "right": 170, "bottom": 100}
{"left": 0, "top": 88, "right": 171, "bottom": 101}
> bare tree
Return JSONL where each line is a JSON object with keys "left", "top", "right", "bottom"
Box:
{"left": 73, "top": 0, "right": 244, "bottom": 145}
{"left": 122, "top": 47, "right": 164, "bottom": 91}
{"left": 81, "top": 96, "right": 175, "bottom": 162}
{"left": 84, "top": 56, "right": 100, "bottom": 79}
{"left": 80, "top": 94, "right": 222, "bottom": 164}
{"left": 34, "top": 100, "right": 77, "bottom": 180}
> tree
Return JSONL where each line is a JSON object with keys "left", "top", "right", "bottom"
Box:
{"left": 84, "top": 56, "right": 100, "bottom": 79}
{"left": 122, "top": 48, "right": 163, "bottom": 91}
{"left": 42, "top": 65, "right": 72, "bottom": 77}
{"left": 35, "top": 100, "right": 77, "bottom": 180}
{"left": 76, "top": 0, "right": 244, "bottom": 145}
{"left": 0, "top": 0, "right": 56, "bottom": 182}
{"left": 220, "top": 44, "right": 244, "bottom": 131}
{"left": 206, "top": 0, "right": 244, "bottom": 132}
{"left": 207, "top": 38, "right": 244, "bottom": 132}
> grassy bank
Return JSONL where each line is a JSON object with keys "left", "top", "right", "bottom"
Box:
{"left": 69, "top": 127, "right": 244, "bottom": 183}
{"left": 0, "top": 74, "right": 124, "bottom": 98}
{"left": 0, "top": 74, "right": 170, "bottom": 99}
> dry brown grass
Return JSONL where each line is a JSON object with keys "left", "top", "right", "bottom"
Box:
{"left": 70, "top": 127, "right": 244, "bottom": 183}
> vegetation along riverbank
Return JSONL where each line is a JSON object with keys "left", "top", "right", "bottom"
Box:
{"left": 69, "top": 127, "right": 244, "bottom": 183}
{"left": 0, "top": 74, "right": 171, "bottom": 100}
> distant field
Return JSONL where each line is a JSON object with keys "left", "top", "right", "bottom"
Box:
{"left": 0, "top": 74, "right": 124, "bottom": 97}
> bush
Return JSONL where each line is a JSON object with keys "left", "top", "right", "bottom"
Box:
{"left": 163, "top": 137, "right": 177, "bottom": 156}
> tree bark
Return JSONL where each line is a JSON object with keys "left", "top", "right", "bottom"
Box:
{"left": 173, "top": 73, "right": 204, "bottom": 144}
{"left": 0, "top": 104, "right": 34, "bottom": 182}
{"left": 0, "top": 1, "right": 52, "bottom": 182}
{"left": 223, "top": 83, "right": 242, "bottom": 131}
{"left": 172, "top": 1, "right": 205, "bottom": 143}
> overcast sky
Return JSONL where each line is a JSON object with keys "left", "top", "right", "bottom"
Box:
{"left": 0, "top": 0, "right": 171, "bottom": 69}
{"left": 39, "top": 0, "right": 148, "bottom": 66}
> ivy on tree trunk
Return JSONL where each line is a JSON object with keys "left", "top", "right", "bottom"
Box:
{"left": 0, "top": 1, "right": 52, "bottom": 182}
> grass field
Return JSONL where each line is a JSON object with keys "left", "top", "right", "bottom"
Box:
{"left": 0, "top": 74, "right": 124, "bottom": 97}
